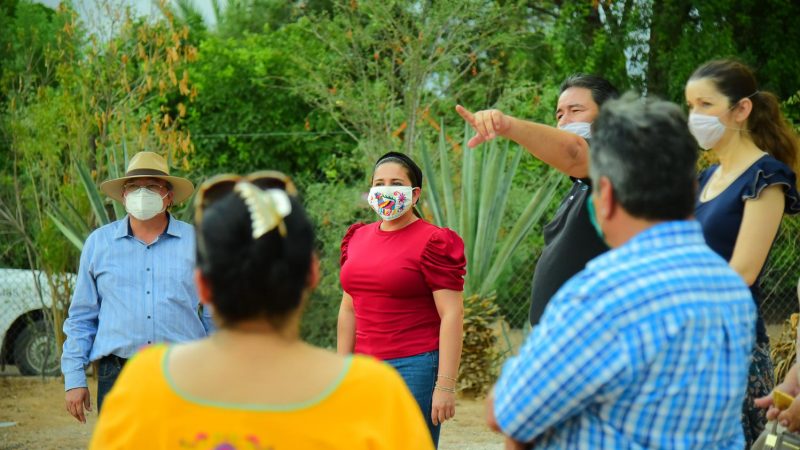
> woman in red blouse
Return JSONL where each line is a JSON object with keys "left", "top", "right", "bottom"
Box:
{"left": 338, "top": 152, "right": 466, "bottom": 447}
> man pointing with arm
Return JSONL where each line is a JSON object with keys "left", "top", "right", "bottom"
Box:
{"left": 457, "top": 74, "right": 619, "bottom": 326}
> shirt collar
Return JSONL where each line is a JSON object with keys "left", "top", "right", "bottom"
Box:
{"left": 163, "top": 213, "right": 181, "bottom": 238}
{"left": 588, "top": 220, "right": 705, "bottom": 269}
{"left": 114, "top": 213, "right": 181, "bottom": 239}
{"left": 623, "top": 220, "right": 704, "bottom": 250}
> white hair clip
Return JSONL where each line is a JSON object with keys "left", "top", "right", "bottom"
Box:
{"left": 234, "top": 182, "right": 292, "bottom": 239}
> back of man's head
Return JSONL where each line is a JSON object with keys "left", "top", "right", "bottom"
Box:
{"left": 590, "top": 93, "right": 698, "bottom": 221}
{"left": 560, "top": 74, "right": 620, "bottom": 108}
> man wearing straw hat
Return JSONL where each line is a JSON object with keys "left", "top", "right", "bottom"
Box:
{"left": 61, "top": 151, "right": 214, "bottom": 424}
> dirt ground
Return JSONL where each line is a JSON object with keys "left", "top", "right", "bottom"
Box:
{"left": 0, "top": 376, "right": 99, "bottom": 450}
{"left": 0, "top": 374, "right": 503, "bottom": 450}
{"left": 0, "top": 325, "right": 520, "bottom": 450}
{"left": 1, "top": 325, "right": 790, "bottom": 449}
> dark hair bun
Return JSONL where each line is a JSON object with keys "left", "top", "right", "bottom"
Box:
{"left": 196, "top": 190, "right": 314, "bottom": 325}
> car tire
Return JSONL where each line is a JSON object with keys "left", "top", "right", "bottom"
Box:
{"left": 13, "top": 320, "right": 60, "bottom": 376}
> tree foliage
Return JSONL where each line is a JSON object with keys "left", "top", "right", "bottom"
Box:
{"left": 0, "top": 1, "right": 84, "bottom": 269}
{"left": 1, "top": 0, "right": 199, "bottom": 329}
{"left": 547, "top": 0, "right": 800, "bottom": 103}
{"left": 184, "top": 31, "right": 356, "bottom": 183}
{"left": 287, "top": 0, "right": 535, "bottom": 162}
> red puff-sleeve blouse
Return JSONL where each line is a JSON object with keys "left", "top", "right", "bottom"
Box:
{"left": 340, "top": 220, "right": 466, "bottom": 360}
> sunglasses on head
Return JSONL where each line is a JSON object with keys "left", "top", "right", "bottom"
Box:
{"left": 194, "top": 170, "right": 297, "bottom": 225}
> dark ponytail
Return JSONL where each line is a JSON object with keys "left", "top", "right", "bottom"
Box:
{"left": 690, "top": 59, "right": 799, "bottom": 174}
{"left": 748, "top": 90, "right": 799, "bottom": 172}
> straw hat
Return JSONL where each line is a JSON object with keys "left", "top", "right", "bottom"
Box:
{"left": 99, "top": 152, "right": 194, "bottom": 204}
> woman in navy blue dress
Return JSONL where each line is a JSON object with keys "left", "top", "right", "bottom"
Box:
{"left": 686, "top": 59, "right": 800, "bottom": 447}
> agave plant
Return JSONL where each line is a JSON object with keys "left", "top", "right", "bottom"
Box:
{"left": 47, "top": 146, "right": 127, "bottom": 251}
{"left": 419, "top": 123, "right": 560, "bottom": 395}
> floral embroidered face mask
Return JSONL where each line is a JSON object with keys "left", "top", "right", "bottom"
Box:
{"left": 368, "top": 186, "right": 414, "bottom": 221}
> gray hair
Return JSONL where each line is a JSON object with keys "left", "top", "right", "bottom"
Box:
{"left": 589, "top": 92, "right": 698, "bottom": 221}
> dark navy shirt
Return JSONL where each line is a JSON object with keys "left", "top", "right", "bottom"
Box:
{"left": 696, "top": 154, "right": 800, "bottom": 343}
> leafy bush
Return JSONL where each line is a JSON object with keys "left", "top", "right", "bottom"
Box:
{"left": 185, "top": 31, "right": 355, "bottom": 183}
{"left": 300, "top": 180, "right": 373, "bottom": 347}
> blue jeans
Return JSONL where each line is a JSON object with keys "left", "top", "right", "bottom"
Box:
{"left": 97, "top": 355, "right": 127, "bottom": 412}
{"left": 385, "top": 350, "right": 440, "bottom": 447}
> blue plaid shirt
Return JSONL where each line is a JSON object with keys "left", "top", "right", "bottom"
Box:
{"left": 62, "top": 215, "right": 214, "bottom": 390}
{"left": 494, "top": 220, "right": 755, "bottom": 449}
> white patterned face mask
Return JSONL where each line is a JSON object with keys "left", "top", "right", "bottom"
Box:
{"left": 559, "top": 122, "right": 592, "bottom": 140}
{"left": 125, "top": 188, "right": 167, "bottom": 221}
{"left": 368, "top": 186, "right": 414, "bottom": 221}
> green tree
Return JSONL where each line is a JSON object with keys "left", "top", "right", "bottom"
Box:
{"left": 3, "top": 0, "right": 200, "bottom": 360}
{"left": 287, "top": 0, "right": 527, "bottom": 162}
{"left": 0, "top": 1, "right": 82, "bottom": 268}
{"left": 217, "top": 0, "right": 334, "bottom": 36}
{"left": 166, "top": 0, "right": 335, "bottom": 39}
{"left": 0, "top": 0, "right": 71, "bottom": 105}
{"left": 159, "top": 0, "right": 358, "bottom": 182}
{"left": 184, "top": 30, "right": 356, "bottom": 183}
{"left": 545, "top": 0, "right": 800, "bottom": 102}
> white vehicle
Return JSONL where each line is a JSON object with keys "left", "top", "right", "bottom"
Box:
{"left": 1, "top": 268, "right": 74, "bottom": 375}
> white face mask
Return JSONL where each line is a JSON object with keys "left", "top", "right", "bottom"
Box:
{"left": 688, "top": 113, "right": 727, "bottom": 150}
{"left": 559, "top": 121, "right": 592, "bottom": 140}
{"left": 125, "top": 188, "right": 167, "bottom": 221}
{"left": 368, "top": 186, "right": 414, "bottom": 221}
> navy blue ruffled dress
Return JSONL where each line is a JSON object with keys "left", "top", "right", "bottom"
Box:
{"left": 695, "top": 153, "right": 800, "bottom": 447}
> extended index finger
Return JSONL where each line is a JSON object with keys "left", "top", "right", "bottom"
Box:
{"left": 455, "top": 104, "right": 475, "bottom": 123}
{"left": 456, "top": 105, "right": 489, "bottom": 147}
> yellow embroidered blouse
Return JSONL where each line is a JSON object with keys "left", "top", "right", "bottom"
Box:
{"left": 90, "top": 344, "right": 433, "bottom": 450}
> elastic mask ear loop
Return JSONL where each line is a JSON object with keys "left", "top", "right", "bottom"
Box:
{"left": 729, "top": 91, "right": 759, "bottom": 132}
{"left": 586, "top": 196, "right": 603, "bottom": 240}
{"left": 411, "top": 186, "right": 422, "bottom": 218}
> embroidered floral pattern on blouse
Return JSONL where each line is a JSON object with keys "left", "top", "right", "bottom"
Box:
{"left": 179, "top": 432, "right": 274, "bottom": 449}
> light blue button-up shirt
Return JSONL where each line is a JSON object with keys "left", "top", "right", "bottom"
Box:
{"left": 62, "top": 214, "right": 213, "bottom": 390}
